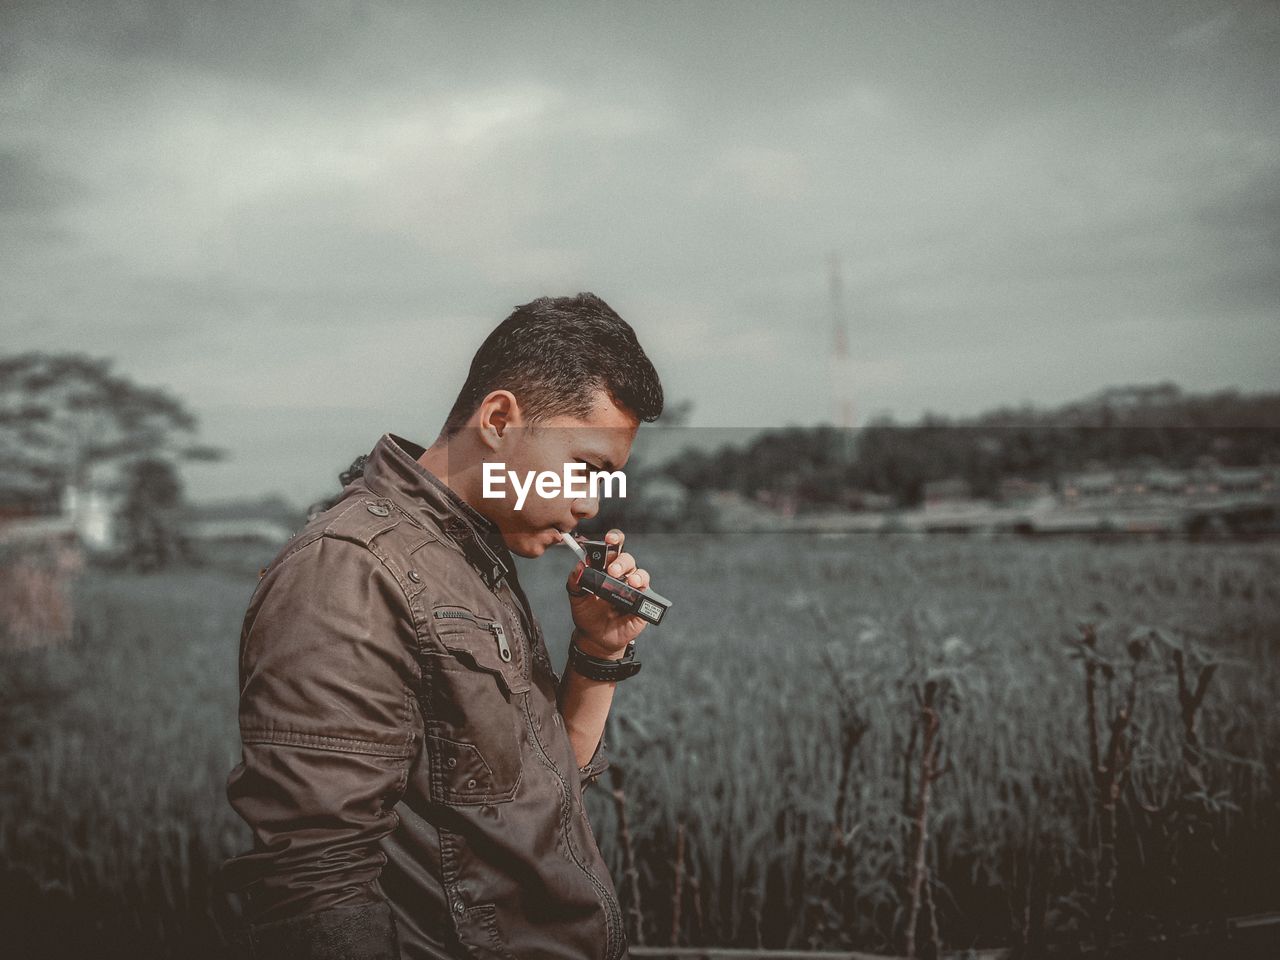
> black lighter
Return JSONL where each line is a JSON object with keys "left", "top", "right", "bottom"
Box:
{"left": 559, "top": 531, "right": 673, "bottom": 625}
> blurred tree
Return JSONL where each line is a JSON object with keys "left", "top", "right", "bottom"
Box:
{"left": 654, "top": 385, "right": 1280, "bottom": 509}
{"left": 117, "top": 457, "right": 197, "bottom": 572}
{"left": 0, "top": 352, "right": 226, "bottom": 566}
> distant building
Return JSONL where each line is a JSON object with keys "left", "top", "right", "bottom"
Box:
{"left": 715, "top": 490, "right": 790, "bottom": 531}
{"left": 841, "top": 487, "right": 896, "bottom": 511}
{"left": 998, "top": 476, "right": 1051, "bottom": 504}
{"left": 0, "top": 471, "right": 120, "bottom": 554}
{"left": 1141, "top": 467, "right": 1188, "bottom": 495}
{"left": 753, "top": 489, "right": 798, "bottom": 519}
{"left": 1061, "top": 469, "right": 1119, "bottom": 500}
{"left": 60, "top": 481, "right": 116, "bottom": 551}
{"left": 0, "top": 470, "right": 58, "bottom": 527}
{"left": 179, "top": 495, "right": 302, "bottom": 546}
{"left": 1060, "top": 463, "right": 1278, "bottom": 506}
{"left": 1213, "top": 465, "right": 1275, "bottom": 494}
{"left": 922, "top": 477, "right": 973, "bottom": 508}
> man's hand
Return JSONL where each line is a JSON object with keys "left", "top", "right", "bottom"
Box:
{"left": 565, "top": 528, "right": 650, "bottom": 658}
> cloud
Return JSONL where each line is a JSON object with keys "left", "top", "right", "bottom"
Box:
{"left": 2, "top": 0, "right": 1278, "bottom": 498}
{"left": 1167, "top": 10, "right": 1238, "bottom": 50}
{"left": 0, "top": 149, "right": 85, "bottom": 213}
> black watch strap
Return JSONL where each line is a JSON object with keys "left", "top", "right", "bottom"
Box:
{"left": 568, "top": 637, "right": 642, "bottom": 682}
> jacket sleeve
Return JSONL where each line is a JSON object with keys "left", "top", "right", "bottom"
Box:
{"left": 219, "top": 535, "right": 423, "bottom": 959}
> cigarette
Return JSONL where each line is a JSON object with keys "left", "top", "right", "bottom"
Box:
{"left": 559, "top": 530, "right": 588, "bottom": 563}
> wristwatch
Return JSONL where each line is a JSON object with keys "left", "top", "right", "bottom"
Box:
{"left": 568, "top": 636, "right": 642, "bottom": 682}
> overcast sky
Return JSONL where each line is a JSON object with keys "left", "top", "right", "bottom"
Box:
{"left": 2, "top": 0, "right": 1277, "bottom": 505}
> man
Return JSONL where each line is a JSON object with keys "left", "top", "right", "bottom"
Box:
{"left": 219, "top": 292, "right": 664, "bottom": 959}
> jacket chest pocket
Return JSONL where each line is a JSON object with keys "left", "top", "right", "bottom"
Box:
{"left": 422, "top": 607, "right": 530, "bottom": 805}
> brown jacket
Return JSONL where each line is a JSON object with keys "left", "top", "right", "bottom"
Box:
{"left": 219, "top": 432, "right": 627, "bottom": 960}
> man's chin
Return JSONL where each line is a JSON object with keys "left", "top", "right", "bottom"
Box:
{"left": 506, "top": 533, "right": 552, "bottom": 559}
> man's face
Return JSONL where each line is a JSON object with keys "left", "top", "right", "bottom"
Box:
{"left": 483, "top": 389, "right": 638, "bottom": 558}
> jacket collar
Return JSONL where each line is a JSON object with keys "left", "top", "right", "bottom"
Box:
{"left": 362, "top": 432, "right": 512, "bottom": 589}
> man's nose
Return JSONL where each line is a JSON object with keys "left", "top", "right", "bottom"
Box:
{"left": 571, "top": 497, "right": 600, "bottom": 522}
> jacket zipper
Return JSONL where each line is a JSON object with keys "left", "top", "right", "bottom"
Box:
{"left": 491, "top": 622, "right": 511, "bottom": 662}
{"left": 523, "top": 700, "right": 625, "bottom": 960}
{"left": 432, "top": 609, "right": 510, "bottom": 663}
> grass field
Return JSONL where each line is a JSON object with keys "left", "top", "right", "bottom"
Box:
{"left": 2, "top": 534, "right": 1277, "bottom": 957}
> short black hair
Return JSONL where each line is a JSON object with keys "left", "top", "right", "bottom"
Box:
{"left": 440, "top": 292, "right": 664, "bottom": 437}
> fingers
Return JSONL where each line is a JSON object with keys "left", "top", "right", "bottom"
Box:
{"left": 566, "top": 560, "right": 588, "bottom": 596}
{"left": 606, "top": 551, "right": 635, "bottom": 578}
{"left": 600, "top": 531, "right": 648, "bottom": 589}
{"left": 605, "top": 558, "right": 650, "bottom": 591}
{"left": 604, "top": 532, "right": 624, "bottom": 575}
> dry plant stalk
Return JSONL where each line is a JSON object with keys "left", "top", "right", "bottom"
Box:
{"left": 1165, "top": 643, "right": 1222, "bottom": 920}
{"left": 1172, "top": 647, "right": 1216, "bottom": 794}
{"left": 608, "top": 763, "right": 645, "bottom": 945}
{"left": 832, "top": 670, "right": 870, "bottom": 852}
{"left": 903, "top": 679, "right": 948, "bottom": 960}
{"left": 1079, "top": 623, "right": 1143, "bottom": 951}
{"left": 671, "top": 820, "right": 685, "bottom": 946}
{"left": 809, "top": 650, "right": 870, "bottom": 943}
{"left": 1010, "top": 832, "right": 1049, "bottom": 959}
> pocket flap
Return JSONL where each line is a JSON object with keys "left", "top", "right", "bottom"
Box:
{"left": 431, "top": 607, "right": 530, "bottom": 696}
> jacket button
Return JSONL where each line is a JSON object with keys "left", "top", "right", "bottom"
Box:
{"left": 408, "top": 570, "right": 421, "bottom": 583}
{"left": 447, "top": 757, "right": 457, "bottom": 768}
{"left": 453, "top": 900, "right": 464, "bottom": 915}
{"left": 366, "top": 502, "right": 390, "bottom": 517}
{"left": 467, "top": 778, "right": 477, "bottom": 788}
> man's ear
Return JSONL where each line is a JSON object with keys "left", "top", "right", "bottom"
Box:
{"left": 477, "top": 390, "right": 521, "bottom": 448}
